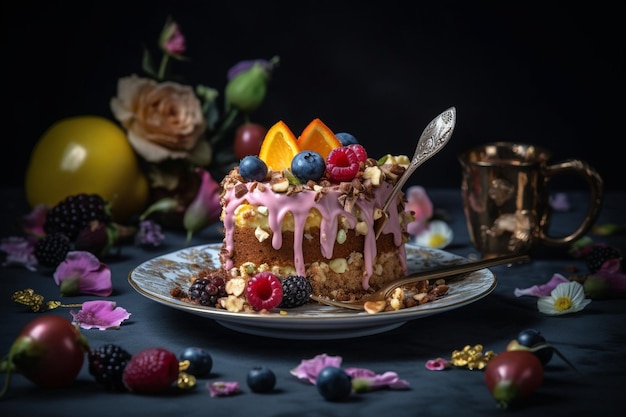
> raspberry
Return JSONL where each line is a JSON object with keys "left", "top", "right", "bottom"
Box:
{"left": 245, "top": 272, "right": 283, "bottom": 310}
{"left": 122, "top": 347, "right": 179, "bottom": 394}
{"left": 44, "top": 193, "right": 110, "bottom": 241}
{"left": 188, "top": 274, "right": 227, "bottom": 307}
{"left": 585, "top": 244, "right": 622, "bottom": 273}
{"left": 346, "top": 143, "right": 368, "bottom": 163}
{"left": 279, "top": 275, "right": 313, "bottom": 308}
{"left": 34, "top": 232, "right": 71, "bottom": 267}
{"left": 326, "top": 147, "right": 360, "bottom": 182}
{"left": 88, "top": 344, "right": 132, "bottom": 391}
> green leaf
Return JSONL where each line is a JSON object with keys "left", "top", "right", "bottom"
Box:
{"left": 141, "top": 48, "right": 158, "bottom": 78}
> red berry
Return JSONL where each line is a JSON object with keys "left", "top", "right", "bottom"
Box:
{"left": 122, "top": 347, "right": 179, "bottom": 394}
{"left": 326, "top": 147, "right": 360, "bottom": 182}
{"left": 234, "top": 122, "right": 267, "bottom": 159}
{"left": 346, "top": 144, "right": 367, "bottom": 162}
{"left": 245, "top": 272, "right": 284, "bottom": 310}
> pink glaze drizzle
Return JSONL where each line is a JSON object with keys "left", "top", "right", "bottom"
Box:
{"left": 222, "top": 181, "right": 407, "bottom": 290}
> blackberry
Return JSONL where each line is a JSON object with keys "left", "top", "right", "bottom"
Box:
{"left": 44, "top": 193, "right": 110, "bottom": 241}
{"left": 585, "top": 245, "right": 622, "bottom": 273}
{"left": 88, "top": 344, "right": 132, "bottom": 391}
{"left": 189, "top": 274, "right": 227, "bottom": 307}
{"left": 34, "top": 233, "right": 71, "bottom": 268}
{"left": 279, "top": 275, "right": 312, "bottom": 308}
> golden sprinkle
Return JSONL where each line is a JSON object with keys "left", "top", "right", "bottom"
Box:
{"left": 450, "top": 344, "right": 496, "bottom": 370}
{"left": 11, "top": 289, "right": 82, "bottom": 312}
{"left": 178, "top": 372, "right": 196, "bottom": 389}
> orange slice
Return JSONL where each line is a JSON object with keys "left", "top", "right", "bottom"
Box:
{"left": 297, "top": 118, "right": 342, "bottom": 160}
{"left": 258, "top": 120, "right": 300, "bottom": 171}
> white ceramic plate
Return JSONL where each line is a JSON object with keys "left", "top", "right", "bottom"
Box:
{"left": 128, "top": 243, "right": 496, "bottom": 340}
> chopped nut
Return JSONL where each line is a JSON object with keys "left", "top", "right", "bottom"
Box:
{"left": 355, "top": 221, "right": 369, "bottom": 235}
{"left": 226, "top": 277, "right": 246, "bottom": 297}
{"left": 270, "top": 177, "right": 289, "bottom": 192}
{"left": 329, "top": 258, "right": 348, "bottom": 273}
{"left": 364, "top": 300, "right": 386, "bottom": 314}
{"left": 336, "top": 229, "right": 347, "bottom": 244}
{"left": 239, "top": 262, "right": 256, "bottom": 276}
{"left": 222, "top": 295, "right": 245, "bottom": 312}
{"left": 363, "top": 166, "right": 382, "bottom": 186}
{"left": 254, "top": 226, "right": 270, "bottom": 242}
{"left": 234, "top": 183, "right": 248, "bottom": 198}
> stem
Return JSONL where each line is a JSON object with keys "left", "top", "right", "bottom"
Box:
{"left": 209, "top": 108, "right": 240, "bottom": 145}
{"left": 158, "top": 54, "right": 170, "bottom": 81}
{"left": 0, "top": 354, "right": 13, "bottom": 398}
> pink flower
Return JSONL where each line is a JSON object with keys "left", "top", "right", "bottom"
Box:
{"left": 425, "top": 358, "right": 451, "bottom": 371}
{"left": 53, "top": 251, "right": 112, "bottom": 296}
{"left": 514, "top": 273, "right": 570, "bottom": 297}
{"left": 183, "top": 168, "right": 222, "bottom": 243}
{"left": 70, "top": 300, "right": 131, "bottom": 330}
{"left": 405, "top": 186, "right": 433, "bottom": 236}
{"left": 345, "top": 368, "right": 410, "bottom": 391}
{"left": 207, "top": 381, "right": 241, "bottom": 397}
{"left": 0, "top": 236, "right": 38, "bottom": 271}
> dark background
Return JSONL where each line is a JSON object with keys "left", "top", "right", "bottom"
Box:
{"left": 1, "top": 1, "right": 623, "bottom": 192}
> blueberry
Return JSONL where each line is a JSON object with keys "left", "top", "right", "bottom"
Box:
{"left": 517, "top": 329, "right": 545, "bottom": 347}
{"left": 291, "top": 151, "right": 325, "bottom": 182}
{"left": 239, "top": 155, "right": 268, "bottom": 181}
{"left": 517, "top": 328, "right": 553, "bottom": 365}
{"left": 335, "top": 132, "right": 358, "bottom": 146}
{"left": 179, "top": 347, "right": 213, "bottom": 377}
{"left": 315, "top": 366, "right": 352, "bottom": 401}
{"left": 246, "top": 366, "right": 276, "bottom": 393}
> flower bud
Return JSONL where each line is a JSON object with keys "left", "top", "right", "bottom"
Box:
{"left": 183, "top": 168, "right": 222, "bottom": 243}
{"left": 159, "top": 18, "right": 186, "bottom": 58}
{"left": 225, "top": 62, "right": 271, "bottom": 114}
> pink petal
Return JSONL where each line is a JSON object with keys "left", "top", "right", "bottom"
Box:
{"left": 0, "top": 236, "right": 38, "bottom": 271}
{"left": 514, "top": 273, "right": 570, "bottom": 297}
{"left": 207, "top": 381, "right": 240, "bottom": 397}
{"left": 70, "top": 300, "right": 130, "bottom": 330}
{"left": 425, "top": 358, "right": 451, "bottom": 371}
{"left": 290, "top": 354, "right": 343, "bottom": 384}
{"left": 183, "top": 168, "right": 222, "bottom": 238}
{"left": 345, "top": 368, "right": 410, "bottom": 390}
{"left": 405, "top": 186, "right": 433, "bottom": 236}
{"left": 53, "top": 251, "right": 112, "bottom": 296}
{"left": 76, "top": 264, "right": 112, "bottom": 296}
{"left": 21, "top": 205, "right": 49, "bottom": 237}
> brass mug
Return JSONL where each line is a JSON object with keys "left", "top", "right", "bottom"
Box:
{"left": 458, "top": 142, "right": 604, "bottom": 258}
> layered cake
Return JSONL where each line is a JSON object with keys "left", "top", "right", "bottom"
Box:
{"left": 220, "top": 156, "right": 409, "bottom": 294}
{"left": 175, "top": 119, "right": 449, "bottom": 313}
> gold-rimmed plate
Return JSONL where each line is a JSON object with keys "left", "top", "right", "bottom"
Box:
{"left": 128, "top": 243, "right": 496, "bottom": 340}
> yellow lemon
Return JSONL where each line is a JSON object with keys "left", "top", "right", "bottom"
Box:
{"left": 25, "top": 115, "right": 149, "bottom": 222}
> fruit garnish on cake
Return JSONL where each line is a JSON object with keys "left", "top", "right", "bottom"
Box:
{"left": 171, "top": 119, "right": 450, "bottom": 314}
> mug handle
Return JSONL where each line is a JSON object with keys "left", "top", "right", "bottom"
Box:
{"left": 541, "top": 159, "right": 604, "bottom": 246}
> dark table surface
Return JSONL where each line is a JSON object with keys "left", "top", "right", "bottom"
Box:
{"left": 1, "top": 187, "right": 625, "bottom": 417}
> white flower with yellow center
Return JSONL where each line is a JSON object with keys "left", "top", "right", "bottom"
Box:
{"left": 413, "top": 220, "right": 453, "bottom": 249}
{"left": 537, "top": 281, "right": 591, "bottom": 315}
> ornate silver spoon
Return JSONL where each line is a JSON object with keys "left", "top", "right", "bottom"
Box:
{"left": 375, "top": 107, "right": 457, "bottom": 239}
